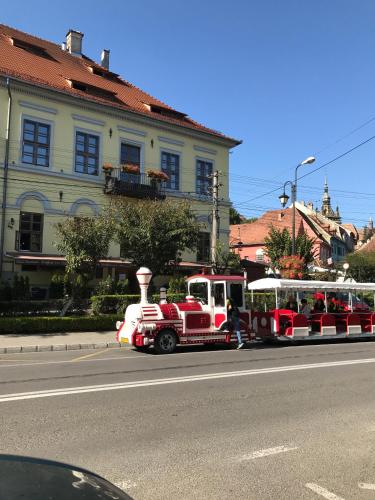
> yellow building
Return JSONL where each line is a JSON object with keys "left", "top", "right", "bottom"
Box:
{"left": 0, "top": 25, "right": 240, "bottom": 297}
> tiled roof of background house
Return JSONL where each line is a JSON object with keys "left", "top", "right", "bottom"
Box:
{"left": 0, "top": 24, "right": 240, "bottom": 145}
{"left": 230, "top": 208, "right": 317, "bottom": 246}
{"left": 356, "top": 234, "right": 375, "bottom": 253}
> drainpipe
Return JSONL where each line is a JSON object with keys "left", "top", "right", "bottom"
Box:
{"left": 0, "top": 77, "right": 12, "bottom": 279}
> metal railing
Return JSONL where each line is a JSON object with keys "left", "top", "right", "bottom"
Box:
{"left": 104, "top": 169, "right": 166, "bottom": 199}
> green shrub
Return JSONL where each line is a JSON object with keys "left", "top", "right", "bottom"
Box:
{"left": 91, "top": 295, "right": 140, "bottom": 315}
{"left": 168, "top": 276, "right": 187, "bottom": 294}
{"left": 0, "top": 300, "right": 65, "bottom": 317}
{"left": 91, "top": 293, "right": 188, "bottom": 315}
{"left": 0, "top": 281, "right": 12, "bottom": 301}
{"left": 12, "top": 274, "right": 30, "bottom": 300}
{"left": 152, "top": 293, "right": 186, "bottom": 303}
{"left": 0, "top": 315, "right": 119, "bottom": 334}
{"left": 245, "top": 292, "right": 276, "bottom": 311}
{"left": 49, "top": 274, "right": 65, "bottom": 299}
{"left": 95, "top": 276, "right": 129, "bottom": 296}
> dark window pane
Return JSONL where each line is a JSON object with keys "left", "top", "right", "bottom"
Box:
{"left": 74, "top": 132, "right": 99, "bottom": 175}
{"left": 22, "top": 119, "right": 50, "bottom": 167}
{"left": 18, "top": 212, "right": 43, "bottom": 252}
{"left": 196, "top": 160, "right": 212, "bottom": 194}
{"left": 161, "top": 152, "right": 179, "bottom": 190}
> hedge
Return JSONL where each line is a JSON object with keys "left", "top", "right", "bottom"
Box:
{"left": 0, "top": 299, "right": 91, "bottom": 317}
{"left": 0, "top": 314, "right": 120, "bottom": 334}
{"left": 91, "top": 293, "right": 187, "bottom": 315}
{"left": 0, "top": 299, "right": 65, "bottom": 317}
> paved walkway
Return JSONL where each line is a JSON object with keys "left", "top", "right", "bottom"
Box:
{"left": 0, "top": 330, "right": 126, "bottom": 354}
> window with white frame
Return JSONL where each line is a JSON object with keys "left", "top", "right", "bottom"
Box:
{"left": 74, "top": 131, "right": 99, "bottom": 175}
{"left": 22, "top": 119, "right": 50, "bottom": 167}
{"left": 161, "top": 151, "right": 180, "bottom": 190}
{"left": 196, "top": 159, "right": 212, "bottom": 195}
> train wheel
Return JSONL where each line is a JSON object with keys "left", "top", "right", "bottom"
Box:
{"left": 154, "top": 329, "right": 177, "bottom": 354}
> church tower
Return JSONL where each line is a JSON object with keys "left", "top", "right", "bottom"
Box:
{"left": 320, "top": 178, "right": 342, "bottom": 223}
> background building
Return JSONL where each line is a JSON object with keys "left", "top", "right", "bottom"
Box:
{"left": 0, "top": 25, "right": 240, "bottom": 296}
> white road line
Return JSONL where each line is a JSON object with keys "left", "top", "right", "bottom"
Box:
{"left": 1, "top": 357, "right": 375, "bottom": 403}
{"left": 358, "top": 483, "right": 375, "bottom": 490}
{"left": 305, "top": 483, "right": 345, "bottom": 500}
{"left": 238, "top": 445, "right": 297, "bottom": 461}
{"left": 0, "top": 353, "right": 149, "bottom": 369}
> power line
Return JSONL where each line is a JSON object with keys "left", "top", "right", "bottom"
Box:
{"left": 235, "top": 133, "right": 375, "bottom": 208}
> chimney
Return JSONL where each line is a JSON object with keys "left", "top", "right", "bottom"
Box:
{"left": 61, "top": 42, "right": 67, "bottom": 51}
{"left": 101, "top": 49, "right": 110, "bottom": 70}
{"left": 66, "top": 29, "right": 83, "bottom": 56}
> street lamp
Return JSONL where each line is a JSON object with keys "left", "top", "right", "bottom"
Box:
{"left": 279, "top": 180, "right": 293, "bottom": 208}
{"left": 292, "top": 156, "right": 315, "bottom": 254}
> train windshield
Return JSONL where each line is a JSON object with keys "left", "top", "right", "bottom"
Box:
{"left": 189, "top": 282, "right": 208, "bottom": 304}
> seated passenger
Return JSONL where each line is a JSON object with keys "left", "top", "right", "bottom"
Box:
{"left": 300, "top": 298, "right": 311, "bottom": 318}
{"left": 284, "top": 296, "right": 298, "bottom": 312}
{"left": 313, "top": 298, "right": 325, "bottom": 312}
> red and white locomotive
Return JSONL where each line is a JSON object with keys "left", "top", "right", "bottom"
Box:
{"left": 116, "top": 267, "right": 253, "bottom": 354}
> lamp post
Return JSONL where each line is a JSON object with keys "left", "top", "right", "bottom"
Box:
{"left": 278, "top": 180, "right": 293, "bottom": 208}
{"left": 292, "top": 156, "right": 315, "bottom": 254}
{"left": 279, "top": 156, "right": 316, "bottom": 255}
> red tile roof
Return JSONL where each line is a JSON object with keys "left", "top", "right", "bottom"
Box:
{"left": 0, "top": 24, "right": 240, "bottom": 145}
{"left": 230, "top": 208, "right": 317, "bottom": 246}
{"left": 356, "top": 235, "right": 375, "bottom": 253}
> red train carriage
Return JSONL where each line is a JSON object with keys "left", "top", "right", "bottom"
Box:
{"left": 248, "top": 278, "right": 375, "bottom": 341}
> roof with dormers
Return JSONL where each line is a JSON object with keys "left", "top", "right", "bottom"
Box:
{"left": 0, "top": 24, "right": 241, "bottom": 146}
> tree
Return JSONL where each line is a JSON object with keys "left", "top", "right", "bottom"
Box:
{"left": 229, "top": 207, "right": 258, "bottom": 225}
{"left": 230, "top": 207, "right": 242, "bottom": 225}
{"left": 55, "top": 215, "right": 113, "bottom": 299}
{"left": 264, "top": 226, "right": 316, "bottom": 272}
{"left": 212, "top": 242, "right": 242, "bottom": 274}
{"left": 113, "top": 199, "right": 201, "bottom": 277}
{"left": 346, "top": 252, "right": 375, "bottom": 282}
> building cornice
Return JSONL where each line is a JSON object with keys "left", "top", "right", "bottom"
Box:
{"left": 0, "top": 76, "right": 241, "bottom": 149}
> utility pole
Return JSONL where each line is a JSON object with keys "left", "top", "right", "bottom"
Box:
{"left": 209, "top": 171, "right": 221, "bottom": 274}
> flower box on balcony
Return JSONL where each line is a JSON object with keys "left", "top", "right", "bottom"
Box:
{"left": 102, "top": 163, "right": 113, "bottom": 175}
{"left": 121, "top": 163, "right": 140, "bottom": 175}
{"left": 146, "top": 169, "right": 169, "bottom": 182}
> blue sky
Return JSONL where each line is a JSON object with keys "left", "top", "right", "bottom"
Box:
{"left": 3, "top": 0, "right": 375, "bottom": 226}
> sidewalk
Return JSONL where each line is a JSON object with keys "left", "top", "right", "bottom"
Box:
{"left": 0, "top": 330, "right": 128, "bottom": 354}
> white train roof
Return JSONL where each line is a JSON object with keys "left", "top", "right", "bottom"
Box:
{"left": 248, "top": 278, "right": 375, "bottom": 292}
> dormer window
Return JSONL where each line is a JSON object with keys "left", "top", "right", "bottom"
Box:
{"left": 148, "top": 104, "right": 187, "bottom": 121}
{"left": 68, "top": 79, "right": 121, "bottom": 103}
{"left": 11, "top": 37, "right": 56, "bottom": 61}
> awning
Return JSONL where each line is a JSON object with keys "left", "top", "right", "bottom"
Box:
{"left": 248, "top": 278, "right": 375, "bottom": 292}
{"left": 6, "top": 253, "right": 131, "bottom": 267}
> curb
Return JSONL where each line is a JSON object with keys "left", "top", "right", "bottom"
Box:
{"left": 0, "top": 342, "right": 130, "bottom": 355}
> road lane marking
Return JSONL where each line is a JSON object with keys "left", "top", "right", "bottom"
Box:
{"left": 0, "top": 354, "right": 149, "bottom": 369}
{"left": 1, "top": 357, "right": 375, "bottom": 403}
{"left": 238, "top": 445, "right": 297, "bottom": 461}
{"left": 358, "top": 483, "right": 375, "bottom": 490}
{"left": 305, "top": 483, "right": 345, "bottom": 499}
{"left": 70, "top": 349, "right": 108, "bottom": 362}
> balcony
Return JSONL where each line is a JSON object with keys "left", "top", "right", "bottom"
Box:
{"left": 104, "top": 169, "right": 166, "bottom": 199}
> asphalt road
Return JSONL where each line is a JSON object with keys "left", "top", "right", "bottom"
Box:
{"left": 1, "top": 340, "right": 375, "bottom": 499}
